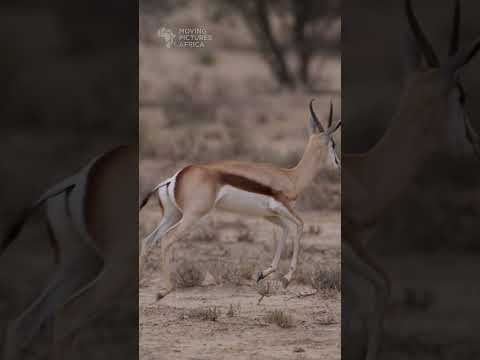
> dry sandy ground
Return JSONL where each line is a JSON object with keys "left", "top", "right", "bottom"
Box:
{"left": 140, "top": 209, "right": 340, "bottom": 360}
{"left": 379, "top": 254, "right": 480, "bottom": 359}
{"left": 344, "top": 253, "right": 480, "bottom": 360}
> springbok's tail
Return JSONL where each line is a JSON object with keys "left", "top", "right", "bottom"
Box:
{"left": 1, "top": 177, "right": 76, "bottom": 252}
{"left": 139, "top": 181, "right": 170, "bottom": 211}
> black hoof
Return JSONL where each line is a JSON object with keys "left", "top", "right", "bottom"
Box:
{"left": 256, "top": 271, "right": 265, "bottom": 283}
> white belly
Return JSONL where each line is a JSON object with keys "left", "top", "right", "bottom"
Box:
{"left": 215, "top": 185, "right": 275, "bottom": 217}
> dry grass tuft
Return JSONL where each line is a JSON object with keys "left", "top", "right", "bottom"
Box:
{"left": 296, "top": 264, "right": 341, "bottom": 296}
{"left": 313, "top": 266, "right": 341, "bottom": 293}
{"left": 317, "top": 310, "right": 337, "bottom": 325}
{"left": 265, "top": 309, "right": 294, "bottom": 328}
{"left": 180, "top": 306, "right": 221, "bottom": 321}
{"left": 171, "top": 261, "right": 205, "bottom": 289}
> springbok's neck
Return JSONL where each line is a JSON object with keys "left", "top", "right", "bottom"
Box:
{"left": 289, "top": 136, "right": 327, "bottom": 195}
{"left": 343, "top": 103, "right": 440, "bottom": 221}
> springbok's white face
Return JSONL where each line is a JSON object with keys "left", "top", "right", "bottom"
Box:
{"left": 445, "top": 81, "right": 469, "bottom": 152}
{"left": 309, "top": 100, "right": 341, "bottom": 168}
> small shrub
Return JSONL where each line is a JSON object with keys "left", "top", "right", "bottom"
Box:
{"left": 197, "top": 49, "right": 216, "bottom": 66}
{"left": 306, "top": 224, "right": 322, "bottom": 235}
{"left": 236, "top": 229, "right": 254, "bottom": 243}
{"left": 265, "top": 310, "right": 294, "bottom": 328}
{"left": 171, "top": 261, "right": 204, "bottom": 289}
{"left": 186, "top": 227, "right": 218, "bottom": 242}
{"left": 312, "top": 266, "right": 341, "bottom": 293}
{"left": 226, "top": 304, "right": 240, "bottom": 318}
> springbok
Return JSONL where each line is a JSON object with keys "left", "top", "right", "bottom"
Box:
{"left": 343, "top": 1, "right": 480, "bottom": 359}
{"left": 1, "top": 144, "right": 137, "bottom": 360}
{"left": 139, "top": 100, "right": 341, "bottom": 298}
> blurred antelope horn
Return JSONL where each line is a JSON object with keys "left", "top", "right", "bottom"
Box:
{"left": 449, "top": 0, "right": 460, "bottom": 56}
{"left": 328, "top": 101, "right": 333, "bottom": 128}
{"left": 405, "top": 0, "right": 440, "bottom": 67}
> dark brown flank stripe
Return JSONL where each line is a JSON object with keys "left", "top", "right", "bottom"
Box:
{"left": 219, "top": 173, "right": 275, "bottom": 197}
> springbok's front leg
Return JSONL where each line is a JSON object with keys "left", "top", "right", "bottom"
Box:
{"left": 343, "top": 240, "right": 390, "bottom": 360}
{"left": 273, "top": 201, "right": 303, "bottom": 288}
{"left": 256, "top": 216, "right": 289, "bottom": 282}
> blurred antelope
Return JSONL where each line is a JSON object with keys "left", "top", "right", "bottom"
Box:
{"left": 343, "top": 1, "right": 480, "bottom": 359}
{"left": 140, "top": 101, "right": 341, "bottom": 298}
{"left": 1, "top": 145, "right": 137, "bottom": 360}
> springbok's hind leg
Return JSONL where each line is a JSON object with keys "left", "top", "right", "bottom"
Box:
{"left": 139, "top": 211, "right": 181, "bottom": 279}
{"left": 256, "top": 216, "right": 289, "bottom": 282}
{"left": 3, "top": 193, "right": 101, "bottom": 360}
{"left": 139, "top": 186, "right": 181, "bottom": 278}
{"left": 155, "top": 214, "right": 202, "bottom": 300}
{"left": 52, "top": 260, "right": 137, "bottom": 360}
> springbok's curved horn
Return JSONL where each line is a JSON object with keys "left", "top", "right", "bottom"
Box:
{"left": 328, "top": 101, "right": 333, "bottom": 128}
{"left": 449, "top": 0, "right": 460, "bottom": 56}
{"left": 309, "top": 99, "right": 324, "bottom": 133}
{"left": 405, "top": 0, "right": 439, "bottom": 67}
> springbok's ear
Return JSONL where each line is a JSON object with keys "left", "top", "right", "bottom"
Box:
{"left": 332, "top": 120, "right": 341, "bottom": 134}
{"left": 447, "top": 38, "right": 480, "bottom": 73}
